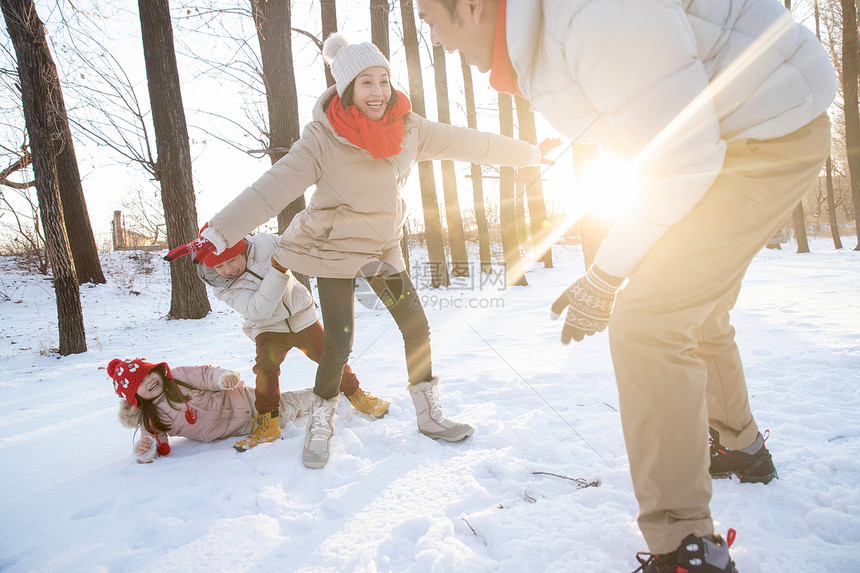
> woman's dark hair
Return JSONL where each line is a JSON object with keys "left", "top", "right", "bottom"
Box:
{"left": 137, "top": 365, "right": 194, "bottom": 434}
{"left": 341, "top": 77, "right": 398, "bottom": 110}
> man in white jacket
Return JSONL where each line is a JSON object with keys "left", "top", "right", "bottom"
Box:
{"left": 417, "top": 0, "right": 835, "bottom": 570}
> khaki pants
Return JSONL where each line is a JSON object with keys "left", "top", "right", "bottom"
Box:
{"left": 608, "top": 115, "right": 830, "bottom": 553}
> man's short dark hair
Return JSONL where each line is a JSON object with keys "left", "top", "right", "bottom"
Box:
{"left": 437, "top": 0, "right": 458, "bottom": 17}
{"left": 436, "top": 0, "right": 499, "bottom": 21}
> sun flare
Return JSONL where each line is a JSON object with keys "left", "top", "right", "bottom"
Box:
{"left": 571, "top": 157, "right": 638, "bottom": 221}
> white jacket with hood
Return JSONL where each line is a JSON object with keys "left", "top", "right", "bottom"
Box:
{"left": 197, "top": 233, "right": 317, "bottom": 339}
{"left": 506, "top": 0, "right": 836, "bottom": 277}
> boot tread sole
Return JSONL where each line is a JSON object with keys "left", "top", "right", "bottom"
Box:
{"left": 420, "top": 426, "right": 475, "bottom": 442}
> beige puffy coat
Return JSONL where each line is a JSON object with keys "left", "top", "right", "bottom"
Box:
{"left": 506, "top": 0, "right": 836, "bottom": 277}
{"left": 209, "top": 86, "right": 540, "bottom": 279}
{"left": 196, "top": 233, "right": 317, "bottom": 339}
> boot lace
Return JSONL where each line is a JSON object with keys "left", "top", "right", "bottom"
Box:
{"left": 632, "top": 552, "right": 673, "bottom": 573}
{"left": 424, "top": 384, "right": 445, "bottom": 423}
{"left": 632, "top": 529, "right": 736, "bottom": 573}
{"left": 250, "top": 413, "right": 268, "bottom": 434}
{"left": 309, "top": 402, "right": 334, "bottom": 440}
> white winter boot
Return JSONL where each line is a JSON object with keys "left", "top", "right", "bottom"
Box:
{"left": 408, "top": 376, "right": 474, "bottom": 442}
{"left": 302, "top": 393, "right": 339, "bottom": 469}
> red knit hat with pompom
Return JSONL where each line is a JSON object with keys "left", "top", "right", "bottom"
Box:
{"left": 107, "top": 358, "right": 170, "bottom": 408}
{"left": 199, "top": 223, "right": 248, "bottom": 268}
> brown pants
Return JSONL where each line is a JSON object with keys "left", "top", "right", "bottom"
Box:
{"left": 253, "top": 321, "right": 360, "bottom": 414}
{"left": 608, "top": 115, "right": 831, "bottom": 553}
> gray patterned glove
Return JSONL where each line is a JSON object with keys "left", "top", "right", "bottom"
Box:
{"left": 550, "top": 266, "right": 625, "bottom": 344}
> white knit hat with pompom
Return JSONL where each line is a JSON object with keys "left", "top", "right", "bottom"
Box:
{"left": 322, "top": 33, "right": 390, "bottom": 96}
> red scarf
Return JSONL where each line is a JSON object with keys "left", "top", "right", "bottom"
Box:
{"left": 488, "top": 0, "right": 523, "bottom": 96}
{"left": 326, "top": 91, "right": 412, "bottom": 159}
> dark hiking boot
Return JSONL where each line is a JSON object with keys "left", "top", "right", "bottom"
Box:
{"left": 633, "top": 530, "right": 738, "bottom": 573}
{"left": 710, "top": 428, "right": 777, "bottom": 484}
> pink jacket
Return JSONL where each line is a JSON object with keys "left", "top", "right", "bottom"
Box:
{"left": 119, "top": 365, "right": 256, "bottom": 454}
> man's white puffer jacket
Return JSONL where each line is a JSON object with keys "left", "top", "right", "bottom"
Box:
{"left": 507, "top": 0, "right": 836, "bottom": 277}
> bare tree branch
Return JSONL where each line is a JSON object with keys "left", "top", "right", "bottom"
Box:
{"left": 292, "top": 26, "right": 322, "bottom": 50}
{"left": 1, "top": 147, "right": 33, "bottom": 189}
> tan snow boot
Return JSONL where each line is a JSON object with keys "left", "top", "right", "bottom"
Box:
{"left": 302, "top": 394, "right": 339, "bottom": 469}
{"left": 408, "top": 376, "right": 474, "bottom": 442}
{"left": 234, "top": 411, "right": 280, "bottom": 452}
{"left": 346, "top": 388, "right": 390, "bottom": 418}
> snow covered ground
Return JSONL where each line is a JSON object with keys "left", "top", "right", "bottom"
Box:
{"left": 0, "top": 238, "right": 858, "bottom": 572}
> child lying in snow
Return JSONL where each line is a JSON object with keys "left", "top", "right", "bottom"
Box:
{"left": 107, "top": 357, "right": 314, "bottom": 463}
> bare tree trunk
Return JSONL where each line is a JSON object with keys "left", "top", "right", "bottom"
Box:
{"left": 813, "top": 0, "right": 842, "bottom": 250}
{"left": 370, "top": 0, "right": 410, "bottom": 271}
{"left": 321, "top": 0, "right": 337, "bottom": 88}
{"left": 370, "top": 0, "right": 388, "bottom": 56}
{"left": 515, "top": 177, "right": 527, "bottom": 249}
{"left": 498, "top": 93, "right": 527, "bottom": 286}
{"left": 1, "top": 3, "right": 104, "bottom": 285}
{"left": 138, "top": 0, "right": 210, "bottom": 319}
{"left": 433, "top": 45, "right": 468, "bottom": 277}
{"left": 572, "top": 144, "right": 611, "bottom": 268}
{"left": 782, "top": 1, "right": 813, "bottom": 254}
{"left": 3, "top": 0, "right": 86, "bottom": 355}
{"left": 515, "top": 95, "right": 553, "bottom": 268}
{"left": 826, "top": 155, "right": 843, "bottom": 248}
{"left": 459, "top": 53, "right": 492, "bottom": 273}
{"left": 793, "top": 202, "right": 810, "bottom": 253}
{"left": 250, "top": 1, "right": 304, "bottom": 232}
{"left": 56, "top": 137, "right": 105, "bottom": 284}
{"left": 579, "top": 213, "right": 613, "bottom": 268}
{"left": 783, "top": 0, "right": 807, "bottom": 256}
{"left": 251, "top": 0, "right": 309, "bottom": 290}
{"left": 49, "top": 78, "right": 104, "bottom": 283}
{"left": 840, "top": 0, "right": 860, "bottom": 249}
{"left": 400, "top": 0, "right": 448, "bottom": 287}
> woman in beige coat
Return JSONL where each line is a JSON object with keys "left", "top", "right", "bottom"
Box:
{"left": 166, "top": 34, "right": 550, "bottom": 469}
{"left": 108, "top": 358, "right": 315, "bottom": 463}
